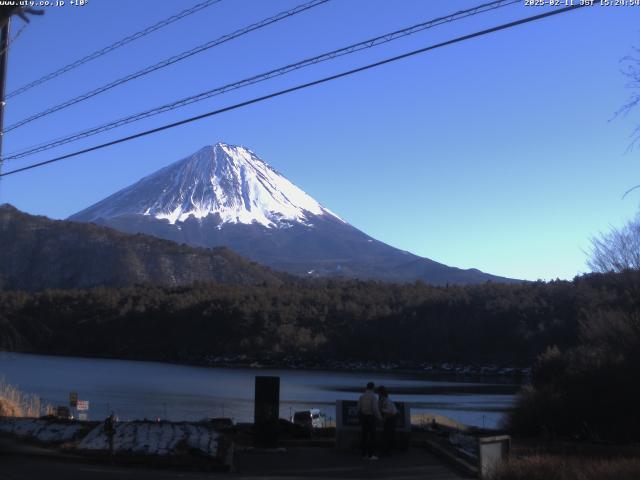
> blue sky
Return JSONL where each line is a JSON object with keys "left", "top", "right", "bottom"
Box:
{"left": 0, "top": 0, "right": 638, "bottom": 281}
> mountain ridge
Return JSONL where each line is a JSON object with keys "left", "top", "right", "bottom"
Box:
{"left": 0, "top": 204, "right": 285, "bottom": 291}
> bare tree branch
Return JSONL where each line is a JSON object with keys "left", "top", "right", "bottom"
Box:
{"left": 588, "top": 215, "right": 640, "bottom": 272}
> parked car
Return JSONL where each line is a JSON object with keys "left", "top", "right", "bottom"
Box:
{"left": 292, "top": 409, "right": 324, "bottom": 429}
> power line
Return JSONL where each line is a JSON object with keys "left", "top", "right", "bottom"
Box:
{"left": 0, "top": 4, "right": 589, "bottom": 178}
{"left": 5, "top": 0, "right": 224, "bottom": 100}
{"left": 3, "top": 0, "right": 520, "bottom": 162}
{"left": 2, "top": 0, "right": 330, "bottom": 133}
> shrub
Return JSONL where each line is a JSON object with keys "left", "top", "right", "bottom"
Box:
{"left": 0, "top": 397, "right": 22, "bottom": 417}
{"left": 490, "top": 455, "right": 640, "bottom": 480}
{"left": 0, "top": 378, "right": 48, "bottom": 418}
{"left": 507, "top": 311, "right": 640, "bottom": 441}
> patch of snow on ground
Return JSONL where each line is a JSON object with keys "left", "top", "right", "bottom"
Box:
{"left": 0, "top": 418, "right": 85, "bottom": 443}
{"left": 77, "top": 421, "right": 218, "bottom": 457}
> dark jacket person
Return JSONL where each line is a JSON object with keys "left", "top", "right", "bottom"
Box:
{"left": 377, "top": 386, "right": 398, "bottom": 455}
{"left": 357, "top": 381, "right": 381, "bottom": 460}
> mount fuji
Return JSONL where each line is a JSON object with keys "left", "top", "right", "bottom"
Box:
{"left": 70, "top": 142, "right": 513, "bottom": 284}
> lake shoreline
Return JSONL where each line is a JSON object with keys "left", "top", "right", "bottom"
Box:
{"left": 0, "top": 351, "right": 516, "bottom": 428}
{"left": 0, "top": 348, "right": 529, "bottom": 385}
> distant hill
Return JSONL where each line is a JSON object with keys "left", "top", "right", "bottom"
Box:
{"left": 0, "top": 204, "right": 284, "bottom": 291}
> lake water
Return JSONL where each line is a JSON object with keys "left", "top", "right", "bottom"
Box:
{"left": 0, "top": 352, "right": 516, "bottom": 428}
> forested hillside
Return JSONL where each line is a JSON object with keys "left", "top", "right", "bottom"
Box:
{"left": 0, "top": 204, "right": 285, "bottom": 290}
{"left": 1, "top": 270, "right": 638, "bottom": 366}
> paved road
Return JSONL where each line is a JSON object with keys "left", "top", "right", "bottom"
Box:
{"left": 234, "top": 447, "right": 466, "bottom": 479}
{"left": 0, "top": 455, "right": 215, "bottom": 480}
{"left": 0, "top": 437, "right": 466, "bottom": 480}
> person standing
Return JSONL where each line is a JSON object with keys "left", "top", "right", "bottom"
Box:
{"left": 357, "top": 381, "right": 381, "bottom": 460}
{"left": 377, "top": 386, "right": 398, "bottom": 455}
{"left": 104, "top": 412, "right": 116, "bottom": 463}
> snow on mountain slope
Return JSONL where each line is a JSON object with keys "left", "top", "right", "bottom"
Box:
{"left": 72, "top": 143, "right": 343, "bottom": 228}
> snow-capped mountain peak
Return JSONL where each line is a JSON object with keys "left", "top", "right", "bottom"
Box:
{"left": 72, "top": 142, "right": 343, "bottom": 228}
{"left": 70, "top": 142, "right": 516, "bottom": 285}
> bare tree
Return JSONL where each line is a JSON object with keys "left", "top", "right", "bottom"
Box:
{"left": 618, "top": 47, "right": 640, "bottom": 145}
{"left": 586, "top": 50, "right": 640, "bottom": 273}
{"left": 615, "top": 49, "right": 640, "bottom": 198}
{"left": 588, "top": 215, "right": 640, "bottom": 272}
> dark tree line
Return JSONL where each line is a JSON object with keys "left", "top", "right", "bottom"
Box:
{"left": 1, "top": 270, "right": 639, "bottom": 367}
{"left": 499, "top": 271, "right": 640, "bottom": 441}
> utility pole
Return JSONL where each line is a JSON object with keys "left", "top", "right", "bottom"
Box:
{"left": 0, "top": 7, "right": 44, "bottom": 172}
{"left": 0, "top": 17, "right": 10, "bottom": 167}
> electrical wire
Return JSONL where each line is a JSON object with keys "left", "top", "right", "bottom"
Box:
{"left": 2, "top": 0, "right": 519, "bottom": 162}
{"left": 5, "top": 0, "right": 224, "bottom": 100}
{"left": 0, "top": 4, "right": 591, "bottom": 178}
{"left": 2, "top": 0, "right": 330, "bottom": 133}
